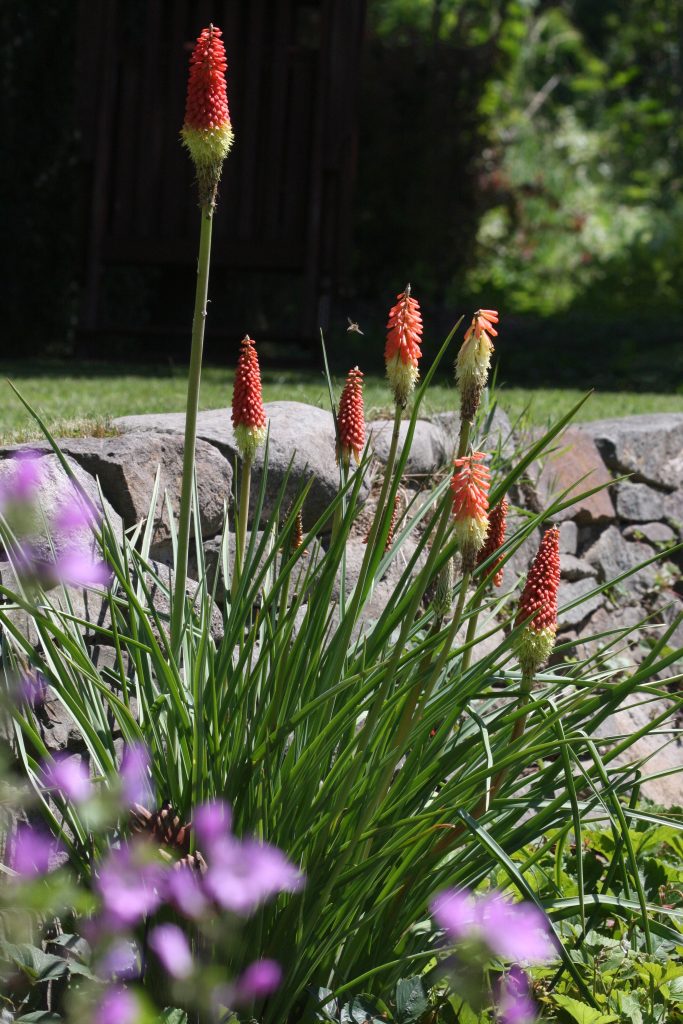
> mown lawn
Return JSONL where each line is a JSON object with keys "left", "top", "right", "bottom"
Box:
{"left": 0, "top": 361, "right": 680, "bottom": 443}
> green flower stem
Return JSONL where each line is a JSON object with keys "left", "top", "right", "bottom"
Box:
{"left": 171, "top": 206, "right": 214, "bottom": 649}
{"left": 489, "top": 669, "right": 534, "bottom": 802}
{"left": 365, "top": 402, "right": 403, "bottom": 558}
{"left": 232, "top": 454, "right": 252, "bottom": 601}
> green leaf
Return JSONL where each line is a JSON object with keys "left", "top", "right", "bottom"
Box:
{"left": 157, "top": 1011, "right": 188, "bottom": 1024}
{"left": 15, "top": 1015, "right": 64, "bottom": 1023}
{"left": 341, "top": 995, "right": 386, "bottom": 1023}
{"left": 552, "top": 994, "right": 619, "bottom": 1023}
{"left": 395, "top": 976, "right": 428, "bottom": 1023}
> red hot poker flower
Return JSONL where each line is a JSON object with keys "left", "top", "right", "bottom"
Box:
{"left": 181, "top": 25, "right": 234, "bottom": 208}
{"left": 477, "top": 497, "right": 509, "bottom": 587}
{"left": 232, "top": 336, "right": 267, "bottom": 460}
{"left": 385, "top": 287, "right": 423, "bottom": 405}
{"left": 450, "top": 451, "right": 490, "bottom": 570}
{"left": 456, "top": 308, "right": 500, "bottom": 423}
{"left": 515, "top": 526, "right": 561, "bottom": 677}
{"left": 337, "top": 367, "right": 365, "bottom": 467}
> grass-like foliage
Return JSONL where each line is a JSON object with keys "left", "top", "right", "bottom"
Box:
{"left": 1, "top": 321, "right": 681, "bottom": 1022}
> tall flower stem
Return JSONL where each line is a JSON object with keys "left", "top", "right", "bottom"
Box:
{"left": 171, "top": 207, "right": 213, "bottom": 649}
{"left": 366, "top": 403, "right": 402, "bottom": 559}
{"left": 232, "top": 455, "right": 252, "bottom": 600}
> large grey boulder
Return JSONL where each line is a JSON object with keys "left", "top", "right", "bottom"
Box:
{"left": 24, "top": 432, "right": 232, "bottom": 553}
{"left": 578, "top": 414, "right": 683, "bottom": 491}
{"left": 368, "top": 419, "right": 447, "bottom": 477}
{"left": 115, "top": 402, "right": 369, "bottom": 532}
{"left": 623, "top": 521, "right": 676, "bottom": 546}
{"left": 525, "top": 428, "right": 615, "bottom": 524}
{"left": 615, "top": 482, "right": 668, "bottom": 523}
{"left": 583, "top": 526, "right": 657, "bottom": 598}
{"left": 557, "top": 577, "right": 605, "bottom": 630}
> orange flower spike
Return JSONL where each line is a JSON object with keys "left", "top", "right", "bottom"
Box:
{"left": 337, "top": 367, "right": 366, "bottom": 468}
{"left": 232, "top": 335, "right": 267, "bottom": 460}
{"left": 385, "top": 286, "right": 423, "bottom": 406}
{"left": 515, "top": 526, "right": 561, "bottom": 677}
{"left": 181, "top": 25, "right": 234, "bottom": 209}
{"left": 450, "top": 451, "right": 490, "bottom": 570}
{"left": 477, "top": 497, "right": 509, "bottom": 587}
{"left": 456, "top": 307, "right": 500, "bottom": 423}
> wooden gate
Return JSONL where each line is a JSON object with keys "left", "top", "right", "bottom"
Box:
{"left": 76, "top": 0, "right": 365, "bottom": 350}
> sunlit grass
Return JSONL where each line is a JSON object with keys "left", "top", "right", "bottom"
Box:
{"left": 0, "top": 361, "right": 679, "bottom": 443}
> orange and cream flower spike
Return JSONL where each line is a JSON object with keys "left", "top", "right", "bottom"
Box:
{"left": 385, "top": 286, "right": 423, "bottom": 407}
{"left": 232, "top": 336, "right": 267, "bottom": 460}
{"left": 455, "top": 309, "right": 499, "bottom": 423}
{"left": 337, "top": 367, "right": 365, "bottom": 468}
{"left": 450, "top": 451, "right": 490, "bottom": 571}
{"left": 515, "top": 526, "right": 561, "bottom": 678}
{"left": 181, "top": 25, "right": 234, "bottom": 209}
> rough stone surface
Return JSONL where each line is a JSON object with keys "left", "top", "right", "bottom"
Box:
{"left": 615, "top": 482, "right": 668, "bottom": 523}
{"left": 28, "top": 432, "right": 233, "bottom": 552}
{"left": 559, "top": 521, "right": 578, "bottom": 555}
{"left": 0, "top": 453, "right": 123, "bottom": 566}
{"left": 579, "top": 414, "right": 683, "bottom": 491}
{"left": 558, "top": 577, "right": 605, "bottom": 629}
{"left": 115, "top": 401, "right": 369, "bottom": 532}
{"left": 526, "top": 428, "right": 615, "bottom": 524}
{"left": 369, "top": 419, "right": 445, "bottom": 477}
{"left": 593, "top": 698, "right": 682, "bottom": 806}
{"left": 430, "top": 406, "right": 514, "bottom": 462}
{"left": 623, "top": 521, "right": 676, "bottom": 546}
{"left": 583, "top": 526, "right": 657, "bottom": 597}
{"left": 560, "top": 554, "right": 598, "bottom": 582}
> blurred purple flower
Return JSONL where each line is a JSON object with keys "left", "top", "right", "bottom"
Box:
{"left": 166, "top": 866, "right": 209, "bottom": 920}
{"left": 42, "top": 755, "right": 92, "bottom": 803}
{"left": 95, "top": 844, "right": 164, "bottom": 928}
{"left": 120, "top": 744, "right": 153, "bottom": 807}
{"left": 194, "top": 799, "right": 232, "bottom": 847}
{"left": 10, "top": 452, "right": 43, "bottom": 501}
{"left": 430, "top": 889, "right": 555, "bottom": 964}
{"left": 54, "top": 550, "right": 112, "bottom": 588}
{"left": 16, "top": 671, "right": 47, "bottom": 708}
{"left": 54, "top": 491, "right": 100, "bottom": 533}
{"left": 96, "top": 940, "right": 140, "bottom": 981}
{"left": 234, "top": 959, "right": 282, "bottom": 1003}
{"left": 204, "top": 837, "right": 304, "bottom": 915}
{"left": 11, "top": 824, "right": 61, "bottom": 877}
{"left": 94, "top": 985, "right": 140, "bottom": 1024}
{"left": 497, "top": 966, "right": 537, "bottom": 1024}
{"left": 149, "top": 923, "right": 193, "bottom": 979}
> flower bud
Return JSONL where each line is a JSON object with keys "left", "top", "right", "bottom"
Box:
{"left": 515, "top": 527, "right": 561, "bottom": 677}
{"left": 385, "top": 286, "right": 423, "bottom": 407}
{"left": 232, "top": 336, "right": 267, "bottom": 461}
{"left": 337, "top": 367, "right": 365, "bottom": 467}
{"left": 455, "top": 309, "right": 499, "bottom": 423}
{"left": 450, "top": 452, "right": 490, "bottom": 571}
{"left": 181, "top": 25, "right": 234, "bottom": 210}
{"left": 432, "top": 556, "right": 454, "bottom": 619}
{"left": 477, "top": 497, "right": 509, "bottom": 587}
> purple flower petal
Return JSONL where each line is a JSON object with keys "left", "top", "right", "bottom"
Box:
{"left": 205, "top": 837, "right": 304, "bottom": 915}
{"left": 149, "top": 923, "right": 193, "bottom": 979}
{"left": 54, "top": 491, "right": 101, "bottom": 533}
{"left": 194, "top": 799, "right": 232, "bottom": 848}
{"left": 95, "top": 844, "right": 164, "bottom": 929}
{"left": 430, "top": 889, "right": 477, "bottom": 940}
{"left": 165, "top": 866, "right": 209, "bottom": 920}
{"left": 42, "top": 755, "right": 92, "bottom": 803}
{"left": 120, "top": 744, "right": 153, "bottom": 808}
{"left": 54, "top": 550, "right": 112, "bottom": 588}
{"left": 234, "top": 959, "right": 282, "bottom": 1003}
{"left": 95, "top": 985, "right": 141, "bottom": 1024}
{"left": 478, "top": 897, "right": 555, "bottom": 963}
{"left": 11, "top": 824, "right": 61, "bottom": 877}
{"left": 497, "top": 966, "right": 537, "bottom": 1024}
{"left": 96, "top": 940, "right": 140, "bottom": 981}
{"left": 11, "top": 452, "right": 44, "bottom": 500}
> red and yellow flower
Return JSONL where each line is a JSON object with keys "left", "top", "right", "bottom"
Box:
{"left": 337, "top": 367, "right": 365, "bottom": 467}
{"left": 232, "top": 336, "right": 267, "bottom": 460}
{"left": 450, "top": 451, "right": 490, "bottom": 570}
{"left": 477, "top": 497, "right": 509, "bottom": 587}
{"left": 385, "top": 287, "right": 423, "bottom": 406}
{"left": 455, "top": 309, "right": 499, "bottom": 422}
{"left": 515, "top": 526, "right": 561, "bottom": 677}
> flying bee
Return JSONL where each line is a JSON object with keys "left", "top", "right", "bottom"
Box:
{"left": 346, "top": 317, "right": 364, "bottom": 335}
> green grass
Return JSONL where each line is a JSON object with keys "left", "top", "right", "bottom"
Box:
{"left": 0, "top": 361, "right": 680, "bottom": 443}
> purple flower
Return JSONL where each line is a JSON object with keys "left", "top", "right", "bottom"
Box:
{"left": 149, "top": 923, "right": 193, "bottom": 979}
{"left": 95, "top": 844, "right": 164, "bottom": 928}
{"left": 15, "top": 671, "right": 47, "bottom": 708}
{"left": 54, "top": 491, "right": 100, "bottom": 533}
{"left": 95, "top": 985, "right": 140, "bottom": 1024}
{"left": 478, "top": 896, "right": 555, "bottom": 963}
{"left": 120, "top": 744, "right": 153, "bottom": 807}
{"left": 234, "top": 959, "right": 282, "bottom": 1003}
{"left": 11, "top": 824, "right": 61, "bottom": 877}
{"left": 204, "top": 837, "right": 304, "bottom": 915}
{"left": 430, "top": 889, "right": 555, "bottom": 964}
{"left": 96, "top": 940, "right": 140, "bottom": 981}
{"left": 430, "top": 890, "right": 477, "bottom": 940}
{"left": 165, "top": 866, "right": 209, "bottom": 920}
{"left": 10, "top": 452, "right": 43, "bottom": 501}
{"left": 54, "top": 550, "right": 112, "bottom": 588}
{"left": 497, "top": 966, "right": 537, "bottom": 1024}
{"left": 42, "top": 755, "right": 92, "bottom": 803}
{"left": 194, "top": 799, "right": 232, "bottom": 847}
